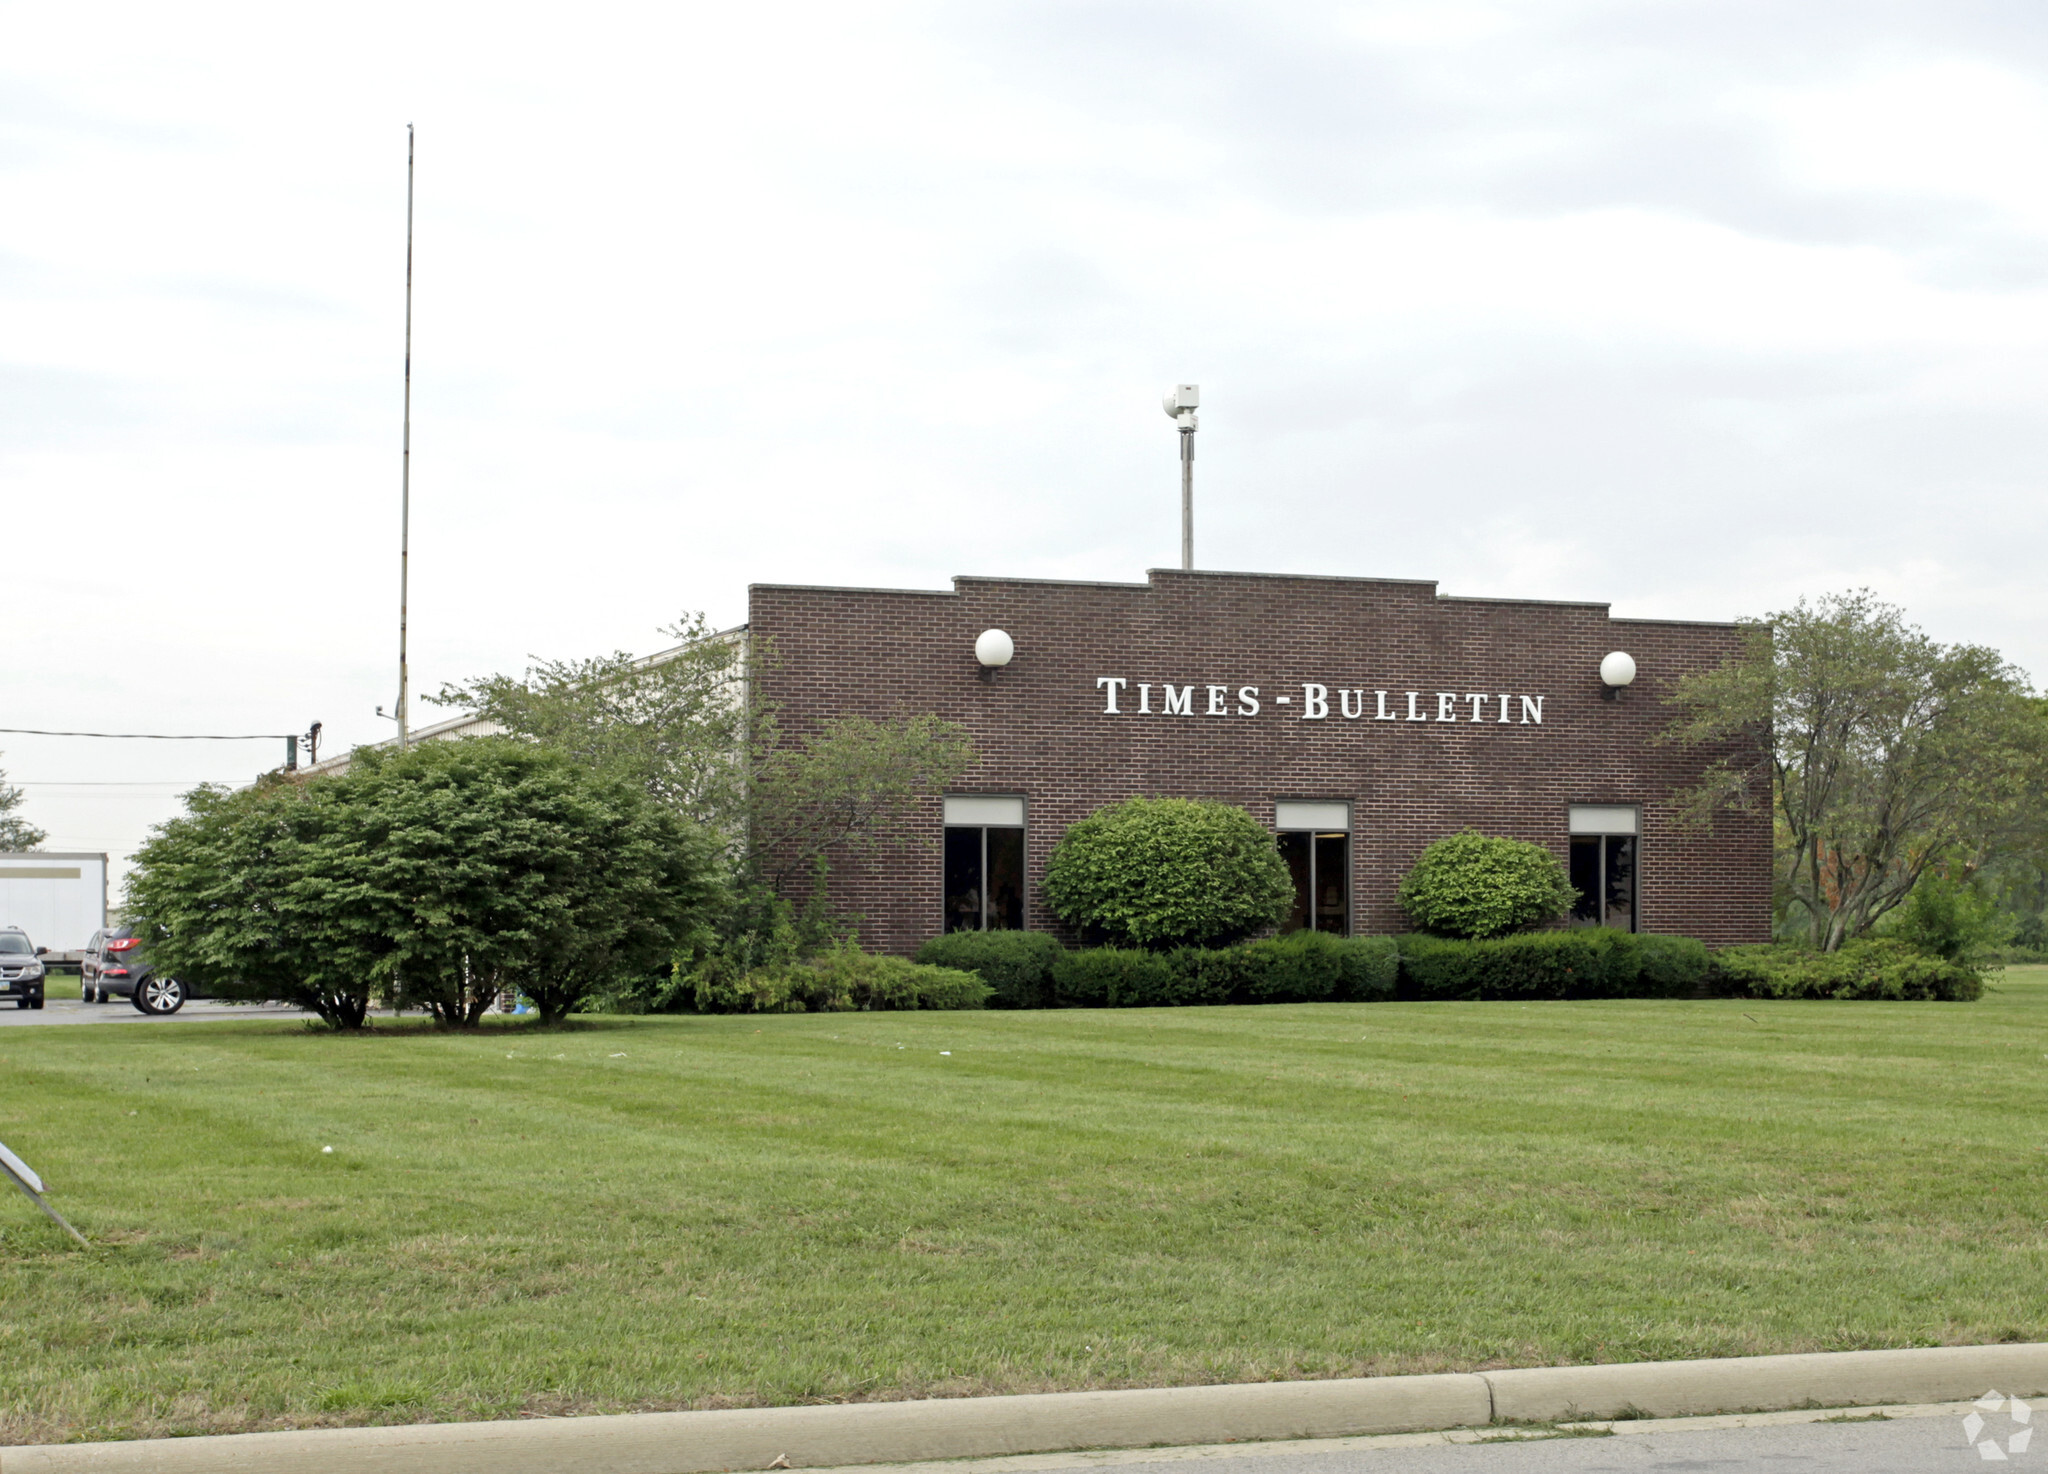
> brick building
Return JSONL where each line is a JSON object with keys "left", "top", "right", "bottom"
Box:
{"left": 750, "top": 568, "right": 1772, "bottom": 955}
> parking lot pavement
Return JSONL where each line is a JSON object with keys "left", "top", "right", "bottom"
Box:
{"left": 0, "top": 996, "right": 322, "bottom": 1026}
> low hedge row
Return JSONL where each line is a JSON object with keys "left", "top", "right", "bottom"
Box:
{"left": 1397, "top": 930, "right": 1713, "bottom": 1001}
{"left": 694, "top": 944, "right": 992, "bottom": 1014}
{"left": 915, "top": 928, "right": 1984, "bottom": 1006}
{"left": 1708, "top": 938, "right": 1983, "bottom": 1002}
{"left": 910, "top": 931, "right": 1067, "bottom": 1008}
{"left": 917, "top": 930, "right": 1398, "bottom": 1008}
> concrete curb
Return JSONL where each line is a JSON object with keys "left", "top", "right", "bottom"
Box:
{"left": 1483, "top": 1343, "right": 2048, "bottom": 1423}
{"left": 6, "top": 1344, "right": 2044, "bottom": 1474}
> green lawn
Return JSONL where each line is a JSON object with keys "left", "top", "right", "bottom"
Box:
{"left": 3, "top": 972, "right": 2045, "bottom": 1446}
{"left": 39, "top": 969, "right": 81, "bottom": 1001}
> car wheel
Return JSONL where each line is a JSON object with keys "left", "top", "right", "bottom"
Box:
{"left": 28, "top": 995, "right": 42, "bottom": 1010}
{"left": 135, "top": 976, "right": 186, "bottom": 1015}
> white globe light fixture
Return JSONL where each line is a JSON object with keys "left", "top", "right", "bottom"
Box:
{"left": 1600, "top": 650, "right": 1637, "bottom": 700}
{"left": 975, "top": 629, "right": 1015, "bottom": 681}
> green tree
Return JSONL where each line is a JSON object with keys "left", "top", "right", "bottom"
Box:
{"left": 1396, "top": 830, "right": 1577, "bottom": 939}
{"left": 749, "top": 714, "right": 974, "bottom": 890}
{"left": 1042, "top": 797, "right": 1293, "bottom": 950}
{"left": 1979, "top": 697, "right": 2048, "bottom": 954}
{"left": 1888, "top": 865, "right": 2010, "bottom": 965}
{"left": 346, "top": 738, "right": 715, "bottom": 1027}
{"left": 435, "top": 615, "right": 974, "bottom": 927}
{"left": 126, "top": 739, "right": 716, "bottom": 1030}
{"left": 1666, "top": 592, "right": 2042, "bottom": 950}
{"left": 125, "top": 777, "right": 378, "bottom": 1029}
{"left": 0, "top": 755, "right": 46, "bottom": 850}
{"left": 431, "top": 612, "right": 750, "bottom": 830}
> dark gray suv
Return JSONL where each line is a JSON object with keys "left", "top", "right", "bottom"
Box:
{"left": 0, "top": 929, "right": 45, "bottom": 1009}
{"left": 82, "top": 928, "right": 193, "bottom": 1014}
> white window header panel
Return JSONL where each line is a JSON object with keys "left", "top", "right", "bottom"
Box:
{"left": 1569, "top": 805, "right": 1638, "bottom": 835}
{"left": 944, "top": 796, "right": 1024, "bottom": 827}
{"left": 1274, "top": 801, "right": 1349, "bottom": 832}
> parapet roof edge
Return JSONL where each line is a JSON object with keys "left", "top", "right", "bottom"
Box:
{"left": 750, "top": 581, "right": 961, "bottom": 598}
{"left": 0, "top": 851, "right": 107, "bottom": 861}
{"left": 753, "top": 569, "right": 1446, "bottom": 599}
{"left": 1143, "top": 567, "right": 1441, "bottom": 590}
{"left": 751, "top": 570, "right": 1738, "bottom": 626}
{"left": 1608, "top": 614, "right": 1744, "bottom": 629}
{"left": 1437, "top": 593, "right": 1612, "bottom": 613}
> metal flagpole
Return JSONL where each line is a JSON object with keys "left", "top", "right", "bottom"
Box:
{"left": 397, "top": 124, "right": 415, "bottom": 752}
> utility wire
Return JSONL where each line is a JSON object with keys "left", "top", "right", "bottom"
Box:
{"left": 0, "top": 728, "right": 292, "bottom": 741}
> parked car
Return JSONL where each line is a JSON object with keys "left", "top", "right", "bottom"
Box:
{"left": 0, "top": 928, "right": 46, "bottom": 1009}
{"left": 81, "top": 928, "right": 194, "bottom": 1015}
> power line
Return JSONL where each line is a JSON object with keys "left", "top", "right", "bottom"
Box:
{"left": 0, "top": 728, "right": 292, "bottom": 741}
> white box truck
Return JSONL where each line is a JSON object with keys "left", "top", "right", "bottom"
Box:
{"left": 0, "top": 853, "right": 109, "bottom": 963}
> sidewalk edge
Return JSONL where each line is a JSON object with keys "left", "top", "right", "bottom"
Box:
{"left": 6, "top": 1344, "right": 2043, "bottom": 1474}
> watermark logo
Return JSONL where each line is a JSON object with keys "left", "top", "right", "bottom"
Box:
{"left": 1965, "top": 1391, "right": 2033, "bottom": 1461}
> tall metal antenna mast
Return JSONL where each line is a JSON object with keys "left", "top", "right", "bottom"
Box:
{"left": 1162, "top": 384, "right": 1199, "bottom": 570}
{"left": 397, "top": 124, "right": 415, "bottom": 751}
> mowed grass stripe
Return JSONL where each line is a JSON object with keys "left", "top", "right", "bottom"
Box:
{"left": 1, "top": 971, "right": 2043, "bottom": 1444}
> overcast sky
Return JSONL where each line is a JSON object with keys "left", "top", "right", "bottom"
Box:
{"left": 7, "top": 0, "right": 2048, "bottom": 879}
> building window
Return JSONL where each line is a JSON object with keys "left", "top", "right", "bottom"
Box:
{"left": 1274, "top": 801, "right": 1349, "bottom": 935}
{"left": 943, "top": 796, "right": 1025, "bottom": 933}
{"left": 1568, "top": 805, "right": 1638, "bottom": 932}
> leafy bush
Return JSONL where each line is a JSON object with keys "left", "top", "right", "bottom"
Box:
{"left": 1707, "top": 939, "right": 1982, "bottom": 1001}
{"left": 1042, "top": 797, "right": 1294, "bottom": 949}
{"left": 124, "top": 777, "right": 377, "bottom": 1030}
{"left": 1634, "top": 934, "right": 1713, "bottom": 996}
{"left": 690, "top": 964, "right": 831, "bottom": 1014}
{"left": 901, "top": 964, "right": 995, "bottom": 1011}
{"left": 127, "top": 739, "right": 717, "bottom": 1029}
{"left": 914, "top": 931, "right": 1064, "bottom": 1009}
{"left": 1397, "top": 931, "right": 1710, "bottom": 1001}
{"left": 1330, "top": 935, "right": 1404, "bottom": 1000}
{"left": 1396, "top": 830, "right": 1577, "bottom": 939}
{"left": 694, "top": 943, "right": 991, "bottom": 1013}
{"left": 1887, "top": 871, "right": 2010, "bottom": 965}
{"left": 1051, "top": 947, "right": 1181, "bottom": 1007}
{"left": 1230, "top": 931, "right": 1400, "bottom": 1003}
{"left": 1052, "top": 933, "right": 1400, "bottom": 1007}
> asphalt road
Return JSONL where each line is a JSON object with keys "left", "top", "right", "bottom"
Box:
{"left": 1147, "top": 1417, "right": 1988, "bottom": 1471}
{"left": 0, "top": 995, "right": 322, "bottom": 1026}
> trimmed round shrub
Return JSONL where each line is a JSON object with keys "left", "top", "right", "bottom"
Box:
{"left": 1396, "top": 830, "right": 1576, "bottom": 939}
{"left": 1042, "top": 797, "right": 1294, "bottom": 950}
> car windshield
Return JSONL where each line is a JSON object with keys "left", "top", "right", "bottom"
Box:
{"left": 0, "top": 934, "right": 31, "bottom": 955}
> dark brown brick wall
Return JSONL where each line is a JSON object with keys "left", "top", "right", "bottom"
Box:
{"left": 750, "top": 569, "right": 1772, "bottom": 955}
